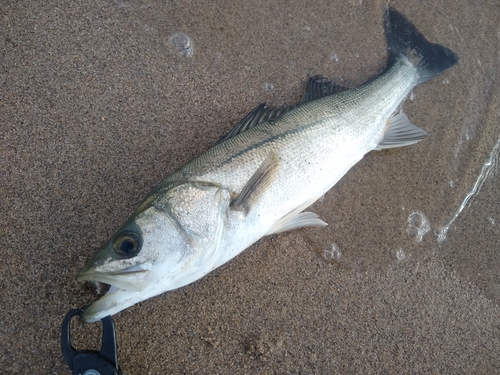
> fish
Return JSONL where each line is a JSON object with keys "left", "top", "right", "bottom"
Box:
{"left": 77, "top": 8, "right": 458, "bottom": 323}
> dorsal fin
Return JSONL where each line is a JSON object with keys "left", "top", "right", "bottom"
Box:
{"left": 214, "top": 76, "right": 347, "bottom": 146}
{"left": 214, "top": 103, "right": 295, "bottom": 146}
{"left": 300, "top": 76, "right": 348, "bottom": 103}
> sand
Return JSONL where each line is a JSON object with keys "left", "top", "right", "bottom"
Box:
{"left": 1, "top": 0, "right": 499, "bottom": 373}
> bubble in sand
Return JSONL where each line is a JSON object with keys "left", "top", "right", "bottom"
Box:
{"left": 170, "top": 32, "right": 193, "bottom": 57}
{"left": 407, "top": 210, "right": 430, "bottom": 242}
{"left": 395, "top": 248, "right": 406, "bottom": 261}
{"left": 262, "top": 82, "right": 274, "bottom": 91}
{"left": 323, "top": 243, "right": 342, "bottom": 261}
{"left": 435, "top": 226, "right": 447, "bottom": 243}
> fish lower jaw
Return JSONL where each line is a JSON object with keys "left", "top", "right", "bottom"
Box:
{"left": 81, "top": 289, "right": 136, "bottom": 323}
{"left": 81, "top": 281, "right": 170, "bottom": 323}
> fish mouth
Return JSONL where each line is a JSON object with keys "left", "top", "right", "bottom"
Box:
{"left": 85, "top": 280, "right": 110, "bottom": 296}
{"left": 77, "top": 263, "right": 153, "bottom": 323}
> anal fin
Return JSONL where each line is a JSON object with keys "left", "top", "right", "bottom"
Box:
{"left": 375, "top": 112, "right": 427, "bottom": 150}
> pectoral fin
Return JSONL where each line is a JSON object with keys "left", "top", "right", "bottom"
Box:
{"left": 232, "top": 152, "right": 281, "bottom": 213}
{"left": 375, "top": 112, "right": 427, "bottom": 150}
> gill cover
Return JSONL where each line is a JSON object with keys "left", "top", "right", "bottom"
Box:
{"left": 78, "top": 181, "right": 230, "bottom": 322}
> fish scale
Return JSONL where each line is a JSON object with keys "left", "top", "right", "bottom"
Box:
{"left": 181, "top": 59, "right": 418, "bottom": 243}
{"left": 77, "top": 8, "right": 458, "bottom": 323}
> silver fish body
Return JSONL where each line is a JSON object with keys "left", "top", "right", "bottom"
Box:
{"left": 77, "top": 8, "right": 458, "bottom": 322}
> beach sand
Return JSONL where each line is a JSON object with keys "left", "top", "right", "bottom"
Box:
{"left": 1, "top": 0, "right": 499, "bottom": 373}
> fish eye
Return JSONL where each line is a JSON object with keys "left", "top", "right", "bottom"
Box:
{"left": 113, "top": 231, "right": 142, "bottom": 257}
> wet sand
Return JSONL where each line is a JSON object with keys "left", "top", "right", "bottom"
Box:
{"left": 1, "top": 0, "right": 499, "bottom": 373}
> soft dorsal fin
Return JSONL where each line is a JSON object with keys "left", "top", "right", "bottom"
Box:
{"left": 300, "top": 76, "right": 348, "bottom": 104}
{"left": 214, "top": 103, "right": 295, "bottom": 145}
{"left": 375, "top": 112, "right": 427, "bottom": 150}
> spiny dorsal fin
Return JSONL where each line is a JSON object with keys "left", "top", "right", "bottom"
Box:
{"left": 300, "top": 76, "right": 348, "bottom": 104}
{"left": 214, "top": 103, "right": 295, "bottom": 146}
{"left": 232, "top": 152, "right": 281, "bottom": 213}
{"left": 375, "top": 112, "right": 427, "bottom": 150}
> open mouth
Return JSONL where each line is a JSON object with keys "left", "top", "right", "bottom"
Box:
{"left": 85, "top": 280, "right": 110, "bottom": 296}
{"left": 77, "top": 263, "right": 154, "bottom": 323}
{"left": 84, "top": 280, "right": 132, "bottom": 296}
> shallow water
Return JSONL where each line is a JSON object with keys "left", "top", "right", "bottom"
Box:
{"left": 1, "top": 0, "right": 499, "bottom": 373}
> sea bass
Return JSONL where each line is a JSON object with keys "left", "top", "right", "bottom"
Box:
{"left": 77, "top": 8, "right": 458, "bottom": 322}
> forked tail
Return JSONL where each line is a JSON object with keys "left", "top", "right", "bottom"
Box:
{"left": 385, "top": 8, "right": 459, "bottom": 84}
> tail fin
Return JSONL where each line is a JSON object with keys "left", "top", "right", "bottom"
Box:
{"left": 385, "top": 8, "right": 459, "bottom": 84}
